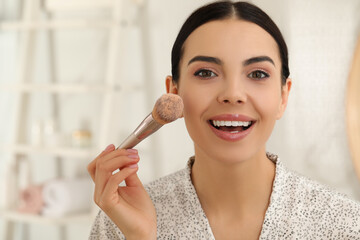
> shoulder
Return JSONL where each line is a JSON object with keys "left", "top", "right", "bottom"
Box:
{"left": 145, "top": 167, "right": 189, "bottom": 199}
{"left": 143, "top": 162, "right": 214, "bottom": 239}
{"left": 278, "top": 161, "right": 360, "bottom": 214}
{"left": 88, "top": 160, "right": 205, "bottom": 239}
{"left": 265, "top": 159, "right": 360, "bottom": 238}
{"left": 144, "top": 156, "right": 196, "bottom": 207}
{"left": 144, "top": 167, "right": 193, "bottom": 218}
{"left": 88, "top": 169, "right": 190, "bottom": 240}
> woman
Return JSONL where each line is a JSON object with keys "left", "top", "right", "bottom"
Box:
{"left": 87, "top": 1, "right": 360, "bottom": 239}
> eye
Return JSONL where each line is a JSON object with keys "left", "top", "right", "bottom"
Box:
{"left": 248, "top": 70, "right": 269, "bottom": 80}
{"left": 194, "top": 69, "right": 217, "bottom": 79}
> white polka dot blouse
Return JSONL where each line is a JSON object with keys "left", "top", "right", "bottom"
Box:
{"left": 89, "top": 153, "right": 360, "bottom": 239}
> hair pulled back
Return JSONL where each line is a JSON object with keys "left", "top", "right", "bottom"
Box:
{"left": 171, "top": 1, "right": 290, "bottom": 85}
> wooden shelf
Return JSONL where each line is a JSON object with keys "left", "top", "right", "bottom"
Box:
{"left": 0, "top": 209, "right": 94, "bottom": 225}
{"left": 0, "top": 144, "right": 100, "bottom": 158}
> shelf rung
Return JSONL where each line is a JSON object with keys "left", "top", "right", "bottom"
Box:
{"left": 0, "top": 144, "right": 100, "bottom": 158}
{"left": 45, "top": 0, "right": 144, "bottom": 11}
{"left": 0, "top": 209, "right": 93, "bottom": 225}
{"left": 0, "top": 83, "right": 143, "bottom": 93}
{"left": 45, "top": 0, "right": 116, "bottom": 11}
{"left": 0, "top": 20, "right": 118, "bottom": 31}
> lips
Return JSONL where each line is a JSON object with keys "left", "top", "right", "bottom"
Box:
{"left": 208, "top": 114, "right": 256, "bottom": 142}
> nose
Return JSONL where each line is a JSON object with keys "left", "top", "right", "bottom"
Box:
{"left": 217, "top": 77, "right": 247, "bottom": 104}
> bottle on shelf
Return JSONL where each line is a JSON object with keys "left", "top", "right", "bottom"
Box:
{"left": 71, "top": 119, "right": 92, "bottom": 148}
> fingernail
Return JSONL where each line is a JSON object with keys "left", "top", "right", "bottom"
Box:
{"left": 127, "top": 154, "right": 139, "bottom": 159}
{"left": 126, "top": 149, "right": 138, "bottom": 154}
{"left": 128, "top": 163, "right": 138, "bottom": 169}
{"left": 104, "top": 144, "right": 114, "bottom": 151}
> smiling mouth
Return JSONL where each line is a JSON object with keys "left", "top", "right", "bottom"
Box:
{"left": 209, "top": 120, "right": 255, "bottom": 133}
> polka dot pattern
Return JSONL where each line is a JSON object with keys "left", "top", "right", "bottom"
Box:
{"left": 89, "top": 153, "right": 360, "bottom": 239}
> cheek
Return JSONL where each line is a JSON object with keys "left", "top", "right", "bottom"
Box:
{"left": 178, "top": 82, "right": 214, "bottom": 137}
{"left": 181, "top": 93, "right": 195, "bottom": 118}
{"left": 180, "top": 90, "right": 202, "bottom": 120}
{"left": 178, "top": 81, "right": 210, "bottom": 118}
{"left": 178, "top": 90, "right": 205, "bottom": 143}
{"left": 252, "top": 86, "right": 282, "bottom": 120}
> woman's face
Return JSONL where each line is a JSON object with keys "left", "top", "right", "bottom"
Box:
{"left": 167, "top": 19, "right": 291, "bottom": 163}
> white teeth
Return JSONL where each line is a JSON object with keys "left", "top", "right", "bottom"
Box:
{"left": 212, "top": 120, "right": 252, "bottom": 127}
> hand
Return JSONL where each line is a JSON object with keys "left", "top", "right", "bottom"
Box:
{"left": 88, "top": 144, "right": 157, "bottom": 239}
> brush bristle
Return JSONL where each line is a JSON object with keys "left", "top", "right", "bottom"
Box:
{"left": 152, "top": 93, "right": 183, "bottom": 125}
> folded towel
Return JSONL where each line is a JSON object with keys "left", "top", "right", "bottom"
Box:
{"left": 17, "top": 185, "right": 44, "bottom": 214}
{"left": 42, "top": 178, "right": 93, "bottom": 217}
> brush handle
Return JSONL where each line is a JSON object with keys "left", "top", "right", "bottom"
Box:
{"left": 117, "top": 113, "right": 163, "bottom": 149}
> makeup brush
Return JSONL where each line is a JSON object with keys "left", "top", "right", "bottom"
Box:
{"left": 117, "top": 93, "right": 183, "bottom": 149}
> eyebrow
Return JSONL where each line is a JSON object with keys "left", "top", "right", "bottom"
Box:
{"left": 243, "top": 56, "right": 275, "bottom": 67}
{"left": 188, "top": 56, "right": 223, "bottom": 66}
{"left": 187, "top": 55, "right": 275, "bottom": 67}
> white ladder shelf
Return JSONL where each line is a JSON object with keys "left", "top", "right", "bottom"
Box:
{"left": 0, "top": 0, "right": 157, "bottom": 239}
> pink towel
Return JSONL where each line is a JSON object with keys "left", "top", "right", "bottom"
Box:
{"left": 17, "top": 185, "right": 44, "bottom": 214}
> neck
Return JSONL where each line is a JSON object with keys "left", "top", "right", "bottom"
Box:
{"left": 191, "top": 148, "right": 276, "bottom": 220}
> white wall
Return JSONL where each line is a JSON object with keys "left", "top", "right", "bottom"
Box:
{"left": 1, "top": 0, "right": 360, "bottom": 239}
{"left": 266, "top": 0, "right": 360, "bottom": 199}
{"left": 155, "top": 0, "right": 360, "bottom": 200}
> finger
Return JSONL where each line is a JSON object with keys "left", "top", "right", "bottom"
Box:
{"left": 101, "top": 148, "right": 138, "bottom": 165}
{"left": 93, "top": 148, "right": 137, "bottom": 177}
{"left": 94, "top": 154, "right": 139, "bottom": 202}
{"left": 124, "top": 166, "right": 142, "bottom": 187}
{"left": 97, "top": 144, "right": 116, "bottom": 160}
{"left": 89, "top": 147, "right": 136, "bottom": 181}
{"left": 88, "top": 144, "right": 115, "bottom": 181}
{"left": 99, "top": 166, "right": 139, "bottom": 208}
{"left": 102, "top": 155, "right": 139, "bottom": 174}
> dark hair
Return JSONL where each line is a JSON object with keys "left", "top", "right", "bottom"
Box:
{"left": 171, "top": 1, "right": 290, "bottom": 85}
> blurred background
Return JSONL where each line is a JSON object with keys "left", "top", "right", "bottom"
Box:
{"left": 0, "top": 0, "right": 359, "bottom": 239}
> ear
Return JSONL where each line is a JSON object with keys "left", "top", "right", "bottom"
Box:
{"left": 276, "top": 78, "right": 292, "bottom": 119}
{"left": 166, "top": 75, "right": 184, "bottom": 118}
{"left": 166, "top": 75, "right": 179, "bottom": 94}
